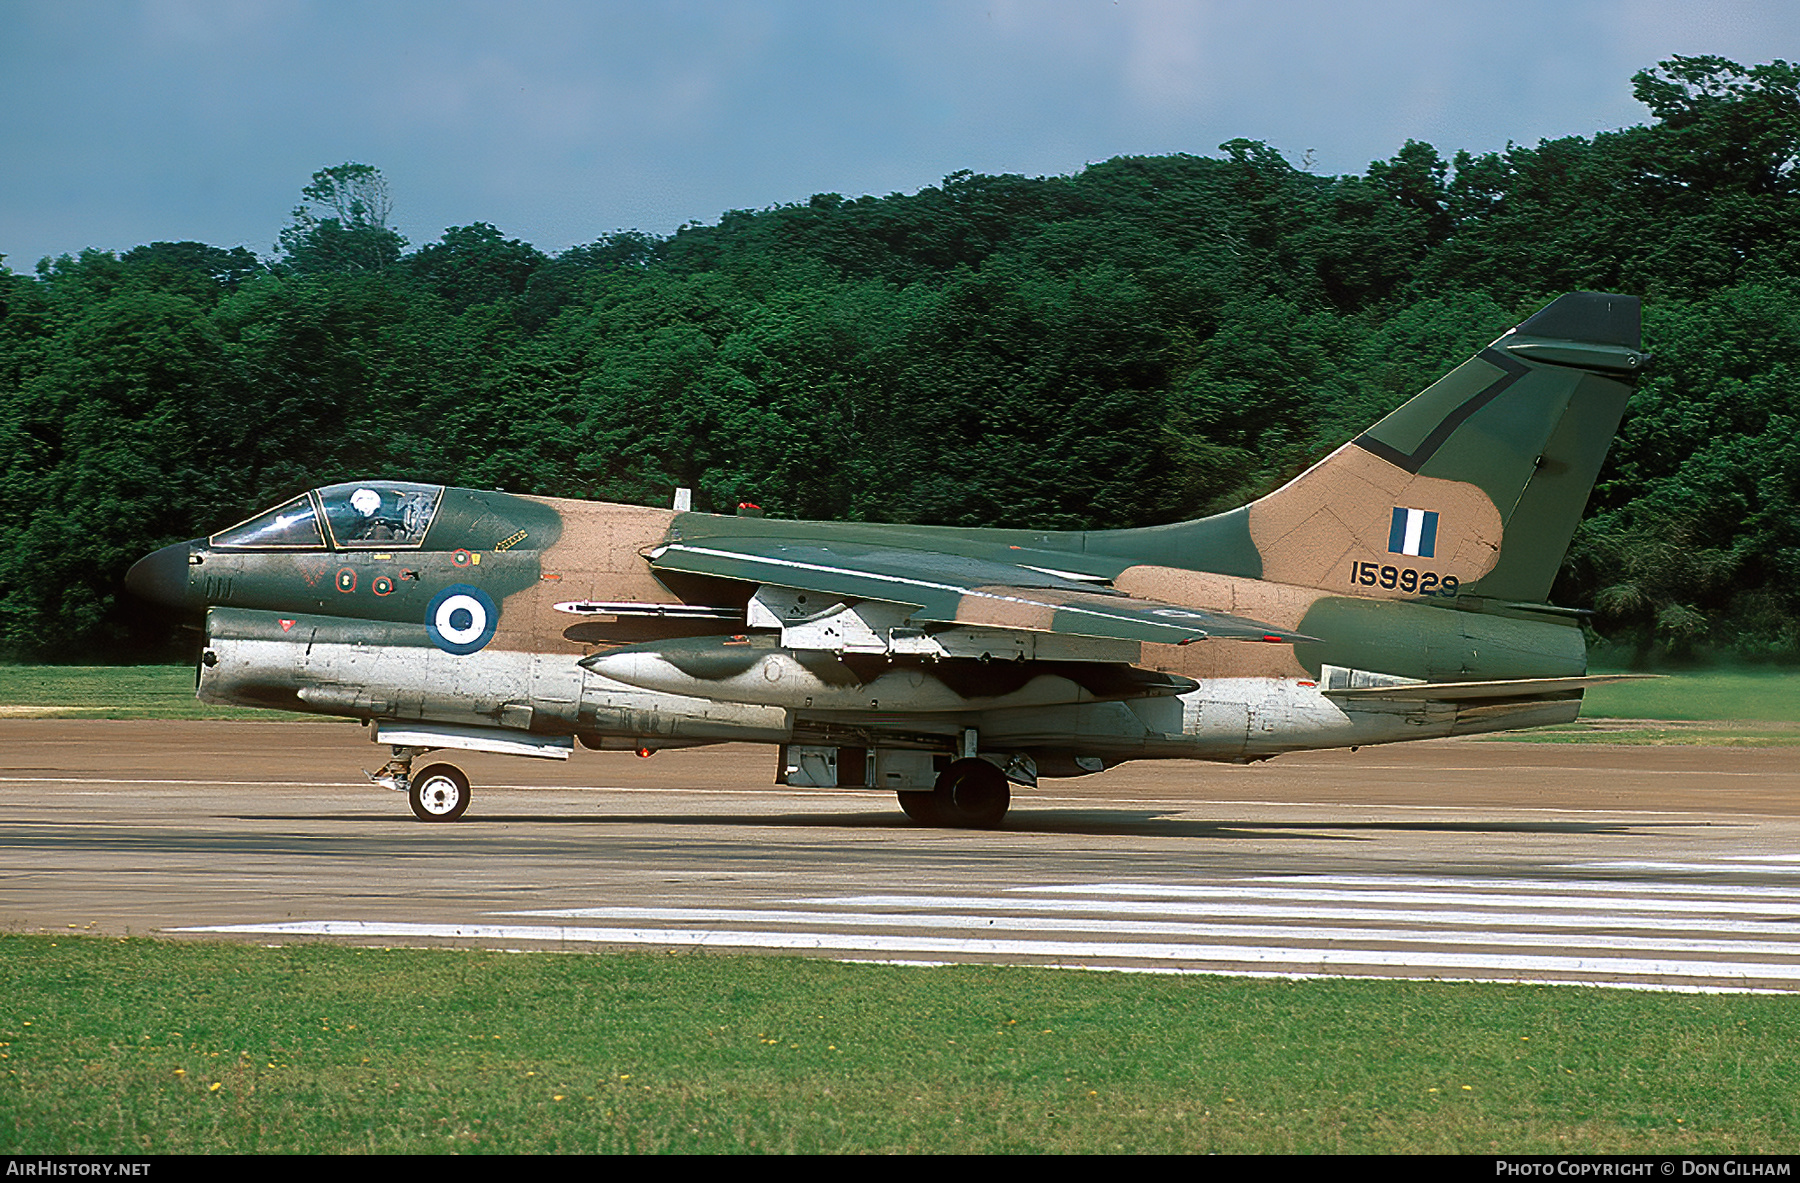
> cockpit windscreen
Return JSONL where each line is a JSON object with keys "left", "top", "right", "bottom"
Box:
{"left": 210, "top": 495, "right": 325, "bottom": 550}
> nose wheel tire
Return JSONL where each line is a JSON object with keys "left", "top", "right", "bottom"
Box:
{"left": 409, "top": 763, "right": 470, "bottom": 822}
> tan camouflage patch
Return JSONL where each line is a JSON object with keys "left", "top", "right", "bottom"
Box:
{"left": 954, "top": 586, "right": 1059, "bottom": 632}
{"left": 1115, "top": 566, "right": 1321, "bottom": 679}
{"left": 540, "top": 498, "right": 677, "bottom": 576}
{"left": 1114, "top": 565, "right": 1322, "bottom": 624}
{"left": 493, "top": 499, "right": 684, "bottom": 649}
{"left": 1138, "top": 638, "right": 1311, "bottom": 680}
{"left": 1245, "top": 445, "right": 1502, "bottom": 593}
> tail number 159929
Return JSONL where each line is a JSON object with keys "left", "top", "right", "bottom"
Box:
{"left": 1351, "top": 561, "right": 1458, "bottom": 597}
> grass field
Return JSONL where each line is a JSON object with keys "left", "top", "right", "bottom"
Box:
{"left": 0, "top": 665, "right": 287, "bottom": 720}
{"left": 3, "top": 935, "right": 1797, "bottom": 1155}
{"left": 1579, "top": 669, "right": 1800, "bottom": 723}
{"left": 1491, "top": 668, "right": 1800, "bottom": 746}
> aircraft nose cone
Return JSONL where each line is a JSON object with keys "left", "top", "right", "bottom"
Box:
{"left": 125, "top": 541, "right": 200, "bottom": 612}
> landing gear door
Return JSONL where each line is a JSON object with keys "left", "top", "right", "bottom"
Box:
{"left": 778, "top": 745, "right": 873, "bottom": 787}
{"left": 780, "top": 745, "right": 841, "bottom": 787}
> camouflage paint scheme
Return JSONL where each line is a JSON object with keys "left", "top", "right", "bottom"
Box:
{"left": 126, "top": 293, "right": 1649, "bottom": 826}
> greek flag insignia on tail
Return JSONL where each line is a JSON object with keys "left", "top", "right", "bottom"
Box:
{"left": 1388, "top": 507, "right": 1439, "bottom": 558}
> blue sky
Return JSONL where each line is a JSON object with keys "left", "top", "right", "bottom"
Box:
{"left": 2, "top": 0, "right": 1794, "bottom": 269}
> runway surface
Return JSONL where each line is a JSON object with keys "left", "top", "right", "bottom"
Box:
{"left": 3, "top": 719, "right": 1798, "bottom": 992}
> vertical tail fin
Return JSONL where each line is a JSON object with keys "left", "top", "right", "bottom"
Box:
{"left": 1237, "top": 293, "right": 1644, "bottom": 602}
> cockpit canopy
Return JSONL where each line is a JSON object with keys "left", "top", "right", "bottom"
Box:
{"left": 211, "top": 482, "right": 444, "bottom": 550}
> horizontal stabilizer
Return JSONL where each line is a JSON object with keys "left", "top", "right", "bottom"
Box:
{"left": 647, "top": 538, "right": 1316, "bottom": 646}
{"left": 1322, "top": 674, "right": 1660, "bottom": 702}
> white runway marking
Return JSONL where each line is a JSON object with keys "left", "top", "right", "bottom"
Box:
{"left": 501, "top": 905, "right": 1800, "bottom": 958}
{"left": 175, "top": 919, "right": 1800, "bottom": 983}
{"left": 798, "top": 894, "right": 1798, "bottom": 935}
{"left": 177, "top": 860, "right": 1800, "bottom": 993}
{"left": 1569, "top": 861, "right": 1800, "bottom": 875}
{"left": 1251, "top": 874, "right": 1800, "bottom": 897}
{"left": 1005, "top": 882, "right": 1799, "bottom": 914}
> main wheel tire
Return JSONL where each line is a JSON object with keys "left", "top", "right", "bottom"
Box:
{"left": 897, "top": 790, "right": 942, "bottom": 825}
{"left": 409, "top": 762, "right": 470, "bottom": 822}
{"left": 933, "top": 758, "right": 1010, "bottom": 829}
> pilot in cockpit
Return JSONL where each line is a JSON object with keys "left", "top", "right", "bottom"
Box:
{"left": 345, "top": 487, "right": 408, "bottom": 542}
{"left": 345, "top": 486, "right": 426, "bottom": 543}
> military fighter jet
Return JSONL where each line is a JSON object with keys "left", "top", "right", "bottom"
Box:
{"left": 127, "top": 292, "right": 1648, "bottom": 827}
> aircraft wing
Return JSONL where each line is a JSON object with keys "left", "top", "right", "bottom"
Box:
{"left": 646, "top": 537, "right": 1313, "bottom": 646}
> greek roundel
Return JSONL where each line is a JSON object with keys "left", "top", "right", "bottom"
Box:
{"left": 426, "top": 584, "right": 498, "bottom": 655}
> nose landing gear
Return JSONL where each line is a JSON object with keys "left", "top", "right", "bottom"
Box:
{"left": 365, "top": 746, "right": 471, "bottom": 822}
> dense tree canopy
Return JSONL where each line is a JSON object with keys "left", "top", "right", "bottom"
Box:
{"left": 2, "top": 58, "right": 1796, "bottom": 663}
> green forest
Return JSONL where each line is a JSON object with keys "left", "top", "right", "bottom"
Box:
{"left": 2, "top": 56, "right": 1796, "bottom": 664}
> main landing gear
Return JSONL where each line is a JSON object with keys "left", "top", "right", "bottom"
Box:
{"left": 898, "top": 757, "right": 1010, "bottom": 829}
{"left": 367, "top": 747, "right": 471, "bottom": 823}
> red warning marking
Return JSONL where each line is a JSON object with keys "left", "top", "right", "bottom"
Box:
{"left": 279, "top": 619, "right": 295, "bottom": 631}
